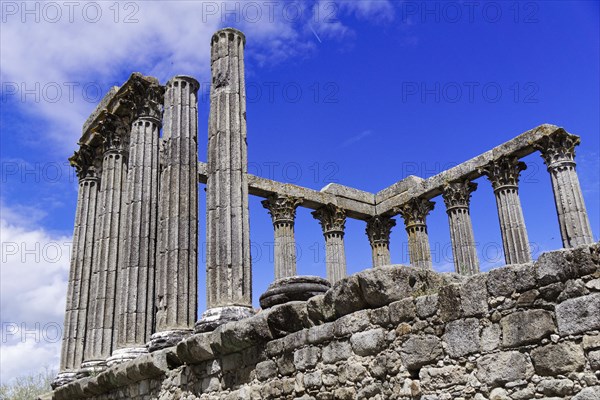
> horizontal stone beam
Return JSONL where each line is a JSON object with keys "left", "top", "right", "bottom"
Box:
{"left": 80, "top": 73, "right": 160, "bottom": 146}
{"left": 375, "top": 124, "right": 565, "bottom": 215}
{"left": 199, "top": 124, "right": 568, "bottom": 220}
{"left": 199, "top": 162, "right": 377, "bottom": 220}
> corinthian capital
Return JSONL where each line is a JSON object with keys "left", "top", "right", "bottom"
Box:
{"left": 262, "top": 195, "right": 303, "bottom": 227}
{"left": 119, "top": 78, "right": 164, "bottom": 121}
{"left": 396, "top": 198, "right": 435, "bottom": 228}
{"left": 69, "top": 143, "right": 101, "bottom": 180}
{"left": 533, "top": 130, "right": 580, "bottom": 169}
{"left": 479, "top": 156, "right": 526, "bottom": 191}
{"left": 312, "top": 204, "right": 346, "bottom": 236}
{"left": 95, "top": 113, "right": 129, "bottom": 154}
{"left": 442, "top": 180, "right": 478, "bottom": 211}
{"left": 366, "top": 216, "right": 396, "bottom": 246}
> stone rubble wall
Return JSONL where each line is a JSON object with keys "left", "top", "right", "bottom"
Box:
{"left": 46, "top": 243, "right": 600, "bottom": 400}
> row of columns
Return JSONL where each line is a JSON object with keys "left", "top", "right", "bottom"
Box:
{"left": 259, "top": 130, "right": 594, "bottom": 285}
{"left": 56, "top": 75, "right": 201, "bottom": 385}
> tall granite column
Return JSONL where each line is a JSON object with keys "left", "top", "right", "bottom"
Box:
{"left": 397, "top": 198, "right": 435, "bottom": 269}
{"left": 262, "top": 195, "right": 302, "bottom": 279}
{"left": 534, "top": 131, "right": 594, "bottom": 248}
{"left": 196, "top": 28, "right": 254, "bottom": 333}
{"left": 442, "top": 180, "right": 480, "bottom": 275}
{"left": 83, "top": 113, "right": 129, "bottom": 372}
{"left": 109, "top": 84, "right": 163, "bottom": 364}
{"left": 54, "top": 145, "right": 101, "bottom": 387}
{"left": 480, "top": 156, "right": 531, "bottom": 264}
{"left": 312, "top": 204, "right": 347, "bottom": 283}
{"left": 366, "top": 216, "right": 396, "bottom": 267}
{"left": 150, "top": 75, "right": 199, "bottom": 349}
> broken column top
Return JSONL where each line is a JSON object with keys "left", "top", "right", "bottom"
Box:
{"left": 166, "top": 75, "right": 200, "bottom": 91}
{"left": 212, "top": 27, "right": 246, "bottom": 45}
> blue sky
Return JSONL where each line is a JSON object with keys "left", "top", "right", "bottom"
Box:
{"left": 1, "top": 0, "right": 599, "bottom": 383}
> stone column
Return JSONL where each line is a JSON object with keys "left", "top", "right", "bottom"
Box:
{"left": 534, "top": 131, "right": 594, "bottom": 248}
{"left": 261, "top": 195, "right": 302, "bottom": 279}
{"left": 109, "top": 84, "right": 164, "bottom": 364}
{"left": 312, "top": 204, "right": 347, "bottom": 284}
{"left": 442, "top": 180, "right": 479, "bottom": 275}
{"left": 366, "top": 216, "right": 396, "bottom": 267}
{"left": 196, "top": 28, "right": 254, "bottom": 333}
{"left": 397, "top": 198, "right": 435, "bottom": 269}
{"left": 54, "top": 144, "right": 101, "bottom": 387}
{"left": 480, "top": 156, "right": 531, "bottom": 265}
{"left": 150, "top": 75, "right": 199, "bottom": 350}
{"left": 83, "top": 113, "right": 129, "bottom": 372}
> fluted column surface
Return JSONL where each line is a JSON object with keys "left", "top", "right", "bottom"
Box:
{"left": 60, "top": 146, "right": 101, "bottom": 372}
{"left": 155, "top": 76, "right": 199, "bottom": 331}
{"left": 535, "top": 131, "right": 594, "bottom": 248}
{"left": 481, "top": 156, "right": 531, "bottom": 265}
{"left": 443, "top": 180, "right": 479, "bottom": 275}
{"left": 312, "top": 204, "right": 347, "bottom": 284}
{"left": 206, "top": 28, "right": 252, "bottom": 309}
{"left": 397, "top": 198, "right": 435, "bottom": 269}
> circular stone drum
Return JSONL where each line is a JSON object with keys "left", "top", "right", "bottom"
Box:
{"left": 259, "top": 275, "right": 331, "bottom": 309}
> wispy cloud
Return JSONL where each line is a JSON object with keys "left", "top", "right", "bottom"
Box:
{"left": 1, "top": 0, "right": 394, "bottom": 153}
{"left": 0, "top": 203, "right": 71, "bottom": 383}
{"left": 341, "top": 129, "right": 374, "bottom": 147}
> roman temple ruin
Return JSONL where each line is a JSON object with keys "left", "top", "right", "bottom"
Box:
{"left": 47, "top": 28, "right": 599, "bottom": 399}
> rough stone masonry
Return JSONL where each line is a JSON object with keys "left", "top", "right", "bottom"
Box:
{"left": 47, "top": 27, "right": 598, "bottom": 399}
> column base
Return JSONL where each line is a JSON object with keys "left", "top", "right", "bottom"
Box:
{"left": 77, "top": 360, "right": 106, "bottom": 378}
{"left": 194, "top": 306, "right": 255, "bottom": 333}
{"left": 147, "top": 329, "right": 192, "bottom": 352}
{"left": 51, "top": 371, "right": 78, "bottom": 389}
{"left": 106, "top": 347, "right": 148, "bottom": 367}
{"left": 259, "top": 275, "right": 331, "bottom": 309}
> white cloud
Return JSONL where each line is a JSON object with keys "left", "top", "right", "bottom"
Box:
{"left": 1, "top": 0, "right": 394, "bottom": 152}
{"left": 0, "top": 204, "right": 71, "bottom": 383}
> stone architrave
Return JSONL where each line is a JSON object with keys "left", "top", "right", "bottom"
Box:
{"left": 442, "top": 180, "right": 480, "bottom": 275}
{"left": 83, "top": 113, "right": 129, "bottom": 372}
{"left": 396, "top": 198, "right": 435, "bottom": 269}
{"left": 196, "top": 28, "right": 255, "bottom": 334}
{"left": 480, "top": 156, "right": 531, "bottom": 265}
{"left": 54, "top": 144, "right": 102, "bottom": 387}
{"left": 150, "top": 75, "right": 200, "bottom": 350}
{"left": 262, "top": 195, "right": 303, "bottom": 279}
{"left": 312, "top": 203, "right": 347, "bottom": 283}
{"left": 366, "top": 216, "right": 396, "bottom": 267}
{"left": 110, "top": 83, "right": 164, "bottom": 364}
{"left": 534, "top": 131, "right": 594, "bottom": 248}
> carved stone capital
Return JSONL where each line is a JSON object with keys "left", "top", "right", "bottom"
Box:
{"left": 262, "top": 195, "right": 302, "bottom": 227}
{"left": 119, "top": 79, "right": 164, "bottom": 122}
{"left": 366, "top": 216, "right": 396, "bottom": 246}
{"left": 94, "top": 113, "right": 129, "bottom": 155}
{"left": 69, "top": 143, "right": 102, "bottom": 181}
{"left": 479, "top": 156, "right": 526, "bottom": 191}
{"left": 442, "top": 180, "right": 478, "bottom": 211}
{"left": 396, "top": 198, "right": 435, "bottom": 229}
{"left": 312, "top": 204, "right": 346, "bottom": 236}
{"left": 534, "top": 130, "right": 580, "bottom": 170}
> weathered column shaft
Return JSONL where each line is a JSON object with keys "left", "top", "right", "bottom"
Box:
{"left": 443, "top": 180, "right": 479, "bottom": 275}
{"left": 85, "top": 115, "right": 128, "bottom": 366}
{"left": 206, "top": 28, "right": 252, "bottom": 309}
{"left": 59, "top": 145, "right": 101, "bottom": 377}
{"left": 262, "top": 195, "right": 302, "bottom": 279}
{"left": 366, "top": 216, "right": 396, "bottom": 268}
{"left": 481, "top": 156, "right": 531, "bottom": 265}
{"left": 397, "top": 198, "right": 435, "bottom": 269}
{"left": 312, "top": 204, "right": 347, "bottom": 283}
{"left": 535, "top": 131, "right": 594, "bottom": 248}
{"left": 154, "top": 75, "right": 199, "bottom": 340}
{"left": 115, "top": 105, "right": 161, "bottom": 360}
